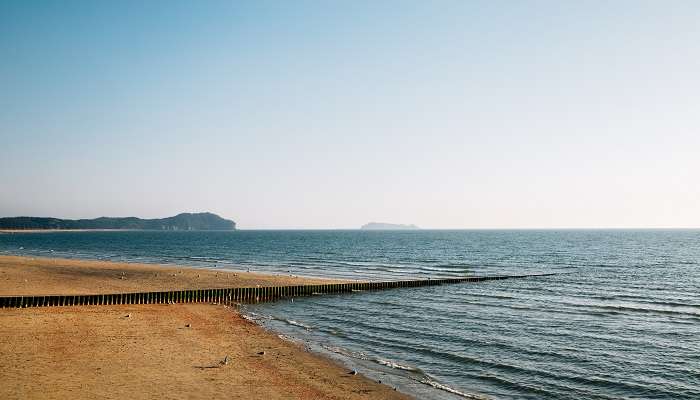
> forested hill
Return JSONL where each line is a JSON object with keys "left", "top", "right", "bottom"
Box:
{"left": 0, "top": 212, "right": 236, "bottom": 231}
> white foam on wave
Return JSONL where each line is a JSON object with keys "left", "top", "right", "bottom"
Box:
{"left": 240, "top": 313, "right": 490, "bottom": 400}
{"left": 321, "top": 345, "right": 488, "bottom": 399}
{"left": 277, "top": 334, "right": 304, "bottom": 344}
{"left": 374, "top": 358, "right": 419, "bottom": 372}
{"left": 419, "top": 377, "right": 491, "bottom": 400}
{"left": 241, "top": 311, "right": 274, "bottom": 323}
{"left": 283, "top": 319, "right": 312, "bottom": 330}
{"left": 321, "top": 344, "right": 368, "bottom": 360}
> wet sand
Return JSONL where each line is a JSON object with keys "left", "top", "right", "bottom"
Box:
{"left": 0, "top": 255, "right": 411, "bottom": 400}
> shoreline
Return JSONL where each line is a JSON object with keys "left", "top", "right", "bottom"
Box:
{"left": 0, "top": 255, "right": 412, "bottom": 399}
{"left": 246, "top": 307, "right": 481, "bottom": 400}
{"left": 0, "top": 229, "right": 142, "bottom": 233}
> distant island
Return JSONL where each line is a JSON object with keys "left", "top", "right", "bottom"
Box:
{"left": 361, "top": 222, "right": 420, "bottom": 230}
{"left": 0, "top": 212, "right": 236, "bottom": 231}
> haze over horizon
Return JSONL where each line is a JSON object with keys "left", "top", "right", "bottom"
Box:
{"left": 2, "top": 1, "right": 699, "bottom": 229}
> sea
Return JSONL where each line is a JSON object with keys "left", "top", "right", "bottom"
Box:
{"left": 1, "top": 230, "right": 698, "bottom": 399}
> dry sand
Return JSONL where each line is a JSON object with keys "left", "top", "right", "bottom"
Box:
{"left": 0, "top": 255, "right": 350, "bottom": 296}
{"left": 0, "top": 255, "right": 411, "bottom": 400}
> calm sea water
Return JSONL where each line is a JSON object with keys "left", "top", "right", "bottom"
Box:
{"left": 1, "top": 230, "right": 698, "bottom": 399}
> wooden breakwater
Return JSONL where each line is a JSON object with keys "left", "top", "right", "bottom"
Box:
{"left": 0, "top": 273, "right": 555, "bottom": 309}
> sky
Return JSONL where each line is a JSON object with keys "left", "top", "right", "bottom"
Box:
{"left": 1, "top": 1, "right": 699, "bottom": 229}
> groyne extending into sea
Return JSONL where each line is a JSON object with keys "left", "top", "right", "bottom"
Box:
{"left": 0, "top": 273, "right": 555, "bottom": 308}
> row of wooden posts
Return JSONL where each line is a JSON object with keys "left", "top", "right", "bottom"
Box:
{"left": 0, "top": 274, "right": 552, "bottom": 309}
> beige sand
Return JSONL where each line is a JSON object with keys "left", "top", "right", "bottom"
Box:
{"left": 0, "top": 255, "right": 350, "bottom": 296}
{"left": 0, "top": 256, "right": 411, "bottom": 400}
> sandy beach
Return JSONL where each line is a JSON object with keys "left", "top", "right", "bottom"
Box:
{"left": 0, "top": 255, "right": 411, "bottom": 400}
{"left": 0, "top": 255, "right": 349, "bottom": 296}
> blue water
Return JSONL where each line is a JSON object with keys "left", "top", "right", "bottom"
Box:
{"left": 1, "top": 230, "right": 699, "bottom": 399}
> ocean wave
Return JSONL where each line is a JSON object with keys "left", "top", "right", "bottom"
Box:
{"left": 246, "top": 310, "right": 315, "bottom": 330}
{"left": 570, "top": 302, "right": 700, "bottom": 317}
{"left": 283, "top": 319, "right": 312, "bottom": 330}
{"left": 318, "top": 344, "right": 488, "bottom": 399}
{"left": 418, "top": 377, "right": 490, "bottom": 400}
{"left": 276, "top": 334, "right": 303, "bottom": 344}
{"left": 320, "top": 344, "right": 422, "bottom": 374}
{"left": 374, "top": 358, "right": 420, "bottom": 372}
{"left": 612, "top": 297, "right": 700, "bottom": 308}
{"left": 241, "top": 311, "right": 273, "bottom": 323}
{"left": 320, "top": 344, "right": 366, "bottom": 360}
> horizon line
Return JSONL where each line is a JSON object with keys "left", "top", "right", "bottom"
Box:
{"left": 232, "top": 227, "right": 700, "bottom": 231}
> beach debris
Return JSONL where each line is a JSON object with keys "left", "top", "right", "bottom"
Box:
{"left": 195, "top": 355, "right": 230, "bottom": 370}
{"left": 258, "top": 351, "right": 266, "bottom": 356}
{"left": 125, "top": 314, "right": 131, "bottom": 318}
{"left": 349, "top": 370, "right": 358, "bottom": 375}
{"left": 185, "top": 323, "right": 192, "bottom": 328}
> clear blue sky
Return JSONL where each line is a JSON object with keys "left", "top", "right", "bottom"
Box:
{"left": 1, "top": 1, "right": 698, "bottom": 228}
